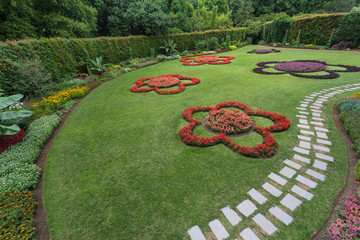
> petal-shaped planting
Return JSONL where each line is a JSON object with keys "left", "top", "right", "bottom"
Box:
{"left": 247, "top": 49, "right": 281, "bottom": 54}
{"left": 181, "top": 55, "right": 235, "bottom": 66}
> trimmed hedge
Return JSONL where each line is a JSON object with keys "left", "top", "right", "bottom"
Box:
{"left": 0, "top": 28, "right": 245, "bottom": 94}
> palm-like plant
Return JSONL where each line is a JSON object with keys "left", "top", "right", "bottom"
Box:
{"left": 160, "top": 39, "right": 178, "bottom": 56}
{"left": 90, "top": 56, "right": 107, "bottom": 74}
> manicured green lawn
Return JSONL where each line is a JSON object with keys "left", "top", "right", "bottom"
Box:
{"left": 43, "top": 46, "right": 360, "bottom": 239}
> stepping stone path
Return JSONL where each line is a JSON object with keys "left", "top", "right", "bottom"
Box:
{"left": 187, "top": 83, "right": 360, "bottom": 239}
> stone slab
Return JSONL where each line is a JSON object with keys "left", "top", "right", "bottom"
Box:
{"left": 221, "top": 206, "right": 242, "bottom": 226}
{"left": 280, "top": 194, "right": 302, "bottom": 211}
{"left": 291, "top": 185, "right": 313, "bottom": 200}
{"left": 299, "top": 141, "right": 311, "bottom": 149}
{"left": 248, "top": 188, "right": 268, "bottom": 205}
{"left": 313, "top": 144, "right": 330, "bottom": 153}
{"left": 236, "top": 199, "right": 257, "bottom": 217}
{"left": 240, "top": 228, "right": 260, "bottom": 240}
{"left": 252, "top": 213, "right": 278, "bottom": 235}
{"left": 312, "top": 112, "right": 321, "bottom": 117}
{"left": 296, "top": 175, "right": 317, "bottom": 188}
{"left": 299, "top": 111, "right": 310, "bottom": 115}
{"left": 300, "top": 130, "right": 315, "bottom": 136}
{"left": 316, "top": 139, "right": 332, "bottom": 145}
{"left": 315, "top": 127, "right": 329, "bottom": 132}
{"left": 279, "top": 166, "right": 297, "bottom": 179}
{"left": 293, "top": 154, "right": 311, "bottom": 164}
{"left": 209, "top": 219, "right": 229, "bottom": 240}
{"left": 298, "top": 135, "right": 312, "bottom": 141}
{"left": 268, "top": 172, "right": 287, "bottom": 186}
{"left": 269, "top": 206, "right": 293, "bottom": 226}
{"left": 310, "top": 121, "right": 324, "bottom": 126}
{"left": 296, "top": 114, "right": 307, "bottom": 119}
{"left": 299, "top": 119, "right": 309, "bottom": 124}
{"left": 306, "top": 169, "right": 326, "bottom": 181}
{"left": 316, "top": 153, "right": 334, "bottom": 162}
{"left": 188, "top": 226, "right": 206, "bottom": 240}
{"left": 310, "top": 106, "right": 321, "bottom": 110}
{"left": 262, "top": 182, "right": 282, "bottom": 197}
{"left": 297, "top": 124, "right": 310, "bottom": 129}
{"left": 313, "top": 160, "right": 327, "bottom": 171}
{"left": 300, "top": 104, "right": 308, "bottom": 108}
{"left": 297, "top": 107, "right": 307, "bottom": 111}
{"left": 293, "top": 147, "right": 310, "bottom": 155}
{"left": 312, "top": 117, "right": 325, "bottom": 121}
{"left": 284, "top": 159, "right": 302, "bottom": 170}
{"left": 311, "top": 109, "right": 322, "bottom": 113}
{"left": 316, "top": 132, "right": 328, "bottom": 139}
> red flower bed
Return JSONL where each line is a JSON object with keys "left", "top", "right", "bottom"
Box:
{"left": 0, "top": 129, "right": 24, "bottom": 154}
{"left": 179, "top": 101, "right": 291, "bottom": 158}
{"left": 181, "top": 55, "right": 235, "bottom": 66}
{"left": 130, "top": 74, "right": 200, "bottom": 95}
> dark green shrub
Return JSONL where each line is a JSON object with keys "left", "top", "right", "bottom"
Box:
{"left": 271, "top": 15, "right": 292, "bottom": 42}
{"left": 262, "top": 22, "right": 272, "bottom": 43}
{"left": 244, "top": 20, "right": 263, "bottom": 43}
{"left": 207, "top": 37, "right": 219, "bottom": 50}
{"left": 195, "top": 40, "right": 207, "bottom": 51}
{"left": 333, "top": 7, "right": 360, "bottom": 47}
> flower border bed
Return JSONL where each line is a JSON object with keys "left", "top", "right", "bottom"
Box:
{"left": 0, "top": 129, "right": 25, "bottom": 154}
{"left": 247, "top": 49, "right": 280, "bottom": 54}
{"left": 130, "top": 74, "right": 200, "bottom": 95}
{"left": 253, "top": 60, "right": 360, "bottom": 79}
{"left": 181, "top": 55, "right": 235, "bottom": 66}
{"left": 179, "top": 101, "right": 290, "bottom": 158}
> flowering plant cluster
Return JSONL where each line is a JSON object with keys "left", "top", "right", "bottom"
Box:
{"left": 216, "top": 49, "right": 232, "bottom": 53}
{"left": 33, "top": 86, "right": 89, "bottom": 112}
{"left": 181, "top": 55, "right": 235, "bottom": 66}
{"left": 332, "top": 41, "right": 352, "bottom": 50}
{"left": 247, "top": 49, "right": 280, "bottom": 54}
{"left": 130, "top": 74, "right": 200, "bottom": 95}
{"left": 73, "top": 73, "right": 88, "bottom": 79}
{"left": 179, "top": 101, "right": 290, "bottom": 158}
{"left": 325, "top": 196, "right": 360, "bottom": 239}
{"left": 253, "top": 60, "right": 360, "bottom": 79}
{"left": 0, "top": 191, "right": 37, "bottom": 240}
{"left": 180, "top": 53, "right": 204, "bottom": 58}
{"left": 0, "top": 128, "right": 24, "bottom": 154}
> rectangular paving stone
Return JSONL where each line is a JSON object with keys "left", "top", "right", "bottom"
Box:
{"left": 280, "top": 194, "right": 302, "bottom": 211}
{"left": 299, "top": 119, "right": 309, "bottom": 124}
{"left": 240, "top": 228, "right": 260, "bottom": 240}
{"left": 221, "top": 206, "right": 242, "bottom": 226}
{"left": 311, "top": 109, "right": 322, "bottom": 113}
{"left": 293, "top": 154, "right": 311, "bottom": 164}
{"left": 299, "top": 141, "right": 311, "bottom": 149}
{"left": 269, "top": 206, "right": 293, "bottom": 226}
{"left": 298, "top": 135, "right": 312, "bottom": 141}
{"left": 297, "top": 124, "right": 310, "bottom": 129}
{"left": 236, "top": 199, "right": 257, "bottom": 218}
{"left": 313, "top": 144, "right": 330, "bottom": 153}
{"left": 313, "top": 103, "right": 322, "bottom": 107}
{"left": 310, "top": 105, "right": 321, "bottom": 110}
{"left": 300, "top": 101, "right": 310, "bottom": 104}
{"left": 293, "top": 147, "right": 310, "bottom": 155}
{"left": 296, "top": 175, "right": 317, "bottom": 188}
{"left": 296, "top": 114, "right": 307, "bottom": 119}
{"left": 297, "top": 107, "right": 307, "bottom": 111}
{"left": 252, "top": 213, "right": 278, "bottom": 235}
{"left": 316, "top": 153, "right": 334, "bottom": 162}
{"left": 279, "top": 166, "right": 297, "bottom": 178}
{"left": 284, "top": 159, "right": 302, "bottom": 170}
{"left": 262, "top": 182, "right": 283, "bottom": 197}
{"left": 317, "top": 139, "right": 332, "bottom": 145}
{"left": 301, "top": 130, "right": 315, "bottom": 136}
{"left": 312, "top": 117, "right": 325, "bottom": 121}
{"left": 313, "top": 160, "right": 327, "bottom": 171}
{"left": 312, "top": 112, "right": 321, "bottom": 117}
{"left": 315, "top": 127, "right": 329, "bottom": 132}
{"left": 188, "top": 226, "right": 206, "bottom": 240}
{"left": 316, "top": 132, "right": 328, "bottom": 139}
{"left": 306, "top": 169, "right": 326, "bottom": 181}
{"left": 300, "top": 104, "right": 308, "bottom": 108}
{"left": 299, "top": 111, "right": 310, "bottom": 115}
{"left": 209, "top": 219, "right": 229, "bottom": 240}
{"left": 291, "top": 185, "right": 313, "bottom": 200}
{"left": 268, "top": 172, "right": 287, "bottom": 186}
{"left": 310, "top": 121, "right": 324, "bottom": 126}
{"left": 248, "top": 188, "right": 268, "bottom": 205}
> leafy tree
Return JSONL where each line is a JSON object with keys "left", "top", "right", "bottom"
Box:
{"left": 198, "top": 0, "right": 227, "bottom": 14}
{"left": 321, "top": 0, "right": 359, "bottom": 13}
{"left": 231, "top": 0, "right": 254, "bottom": 26}
{"left": 170, "top": 0, "right": 194, "bottom": 32}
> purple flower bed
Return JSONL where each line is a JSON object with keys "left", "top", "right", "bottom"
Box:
{"left": 216, "top": 49, "right": 232, "bottom": 53}
{"left": 274, "top": 61, "right": 327, "bottom": 72}
{"left": 247, "top": 49, "right": 281, "bottom": 54}
{"left": 325, "top": 196, "right": 360, "bottom": 239}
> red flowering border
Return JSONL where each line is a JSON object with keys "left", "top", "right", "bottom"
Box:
{"left": 0, "top": 128, "right": 25, "bottom": 154}
{"left": 130, "top": 74, "right": 200, "bottom": 95}
{"left": 181, "top": 55, "right": 235, "bottom": 66}
{"left": 179, "top": 101, "right": 291, "bottom": 158}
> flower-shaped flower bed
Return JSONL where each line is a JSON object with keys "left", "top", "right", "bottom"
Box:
{"left": 181, "top": 55, "right": 235, "bottom": 66}
{"left": 179, "top": 101, "right": 290, "bottom": 158}
{"left": 247, "top": 49, "right": 280, "bottom": 54}
{"left": 253, "top": 60, "right": 360, "bottom": 79}
{"left": 130, "top": 74, "right": 200, "bottom": 95}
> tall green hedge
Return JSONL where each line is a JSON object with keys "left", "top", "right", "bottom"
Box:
{"left": 0, "top": 28, "right": 245, "bottom": 94}
{"left": 333, "top": 8, "right": 360, "bottom": 47}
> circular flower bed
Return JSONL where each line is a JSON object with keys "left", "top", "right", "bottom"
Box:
{"left": 181, "top": 55, "right": 235, "bottom": 66}
{"left": 130, "top": 74, "right": 200, "bottom": 95}
{"left": 179, "top": 101, "right": 291, "bottom": 158}
{"left": 247, "top": 49, "right": 281, "bottom": 54}
{"left": 253, "top": 60, "right": 360, "bottom": 79}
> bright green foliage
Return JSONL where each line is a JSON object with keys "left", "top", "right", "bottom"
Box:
{"left": 170, "top": 0, "right": 194, "bottom": 32}
{"left": 244, "top": 20, "right": 262, "bottom": 42}
{"left": 270, "top": 14, "right": 292, "bottom": 42}
{"left": 231, "top": 0, "right": 254, "bottom": 26}
{"left": 333, "top": 6, "right": 360, "bottom": 47}
{"left": 90, "top": 56, "right": 107, "bottom": 74}
{"left": 160, "top": 39, "right": 178, "bottom": 55}
{"left": 192, "top": 6, "right": 233, "bottom": 31}
{"left": 198, "top": 0, "right": 228, "bottom": 13}
{"left": 195, "top": 40, "right": 207, "bottom": 51}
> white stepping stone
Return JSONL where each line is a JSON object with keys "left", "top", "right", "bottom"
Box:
{"left": 262, "top": 182, "right": 282, "bottom": 197}
{"left": 299, "top": 141, "right": 311, "bottom": 149}
{"left": 313, "top": 144, "right": 330, "bottom": 153}
{"left": 291, "top": 185, "right": 313, "bottom": 200}
{"left": 313, "top": 160, "right": 327, "bottom": 171}
{"left": 293, "top": 147, "right": 310, "bottom": 155}
{"left": 248, "top": 188, "right": 268, "bottom": 205}
{"left": 301, "top": 130, "right": 315, "bottom": 136}
{"left": 316, "top": 153, "right": 334, "bottom": 162}
{"left": 284, "top": 159, "right": 301, "bottom": 170}
{"left": 299, "top": 119, "right": 308, "bottom": 124}
{"left": 280, "top": 194, "right": 302, "bottom": 211}
{"left": 311, "top": 109, "right": 322, "bottom": 113}
{"left": 269, "top": 206, "right": 293, "bottom": 225}
{"left": 312, "top": 117, "right": 324, "bottom": 121}
{"left": 296, "top": 175, "right": 317, "bottom": 188}
{"left": 300, "top": 101, "right": 310, "bottom": 104}
{"left": 299, "top": 111, "right": 309, "bottom": 115}
{"left": 296, "top": 114, "right": 307, "bottom": 119}
{"left": 313, "top": 103, "right": 322, "bottom": 107}
{"left": 209, "top": 219, "right": 229, "bottom": 240}
{"left": 279, "top": 166, "right": 296, "bottom": 178}
{"left": 310, "top": 106, "right": 321, "bottom": 110}
{"left": 316, "top": 139, "right": 332, "bottom": 145}
{"left": 252, "top": 213, "right": 278, "bottom": 235}
{"left": 221, "top": 206, "right": 242, "bottom": 226}
{"left": 268, "top": 172, "right": 287, "bottom": 186}
{"left": 315, "top": 127, "right": 329, "bottom": 132}
{"left": 297, "top": 107, "right": 307, "bottom": 111}
{"left": 316, "top": 132, "right": 328, "bottom": 139}
{"left": 297, "top": 124, "right": 310, "bottom": 129}
{"left": 312, "top": 112, "right": 321, "bottom": 117}
{"left": 306, "top": 169, "right": 326, "bottom": 181}
{"left": 298, "top": 135, "right": 311, "bottom": 141}
{"left": 310, "top": 121, "right": 324, "bottom": 126}
{"left": 300, "top": 104, "right": 308, "bottom": 108}
{"left": 240, "top": 228, "right": 260, "bottom": 240}
{"left": 293, "top": 154, "right": 310, "bottom": 164}
{"left": 236, "top": 199, "right": 257, "bottom": 217}
{"left": 188, "top": 226, "right": 206, "bottom": 240}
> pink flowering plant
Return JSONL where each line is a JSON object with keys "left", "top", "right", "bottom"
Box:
{"left": 181, "top": 55, "right": 235, "bottom": 66}
{"left": 326, "top": 196, "right": 360, "bottom": 239}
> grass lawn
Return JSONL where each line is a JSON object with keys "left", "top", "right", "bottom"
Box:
{"left": 43, "top": 46, "right": 360, "bottom": 239}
